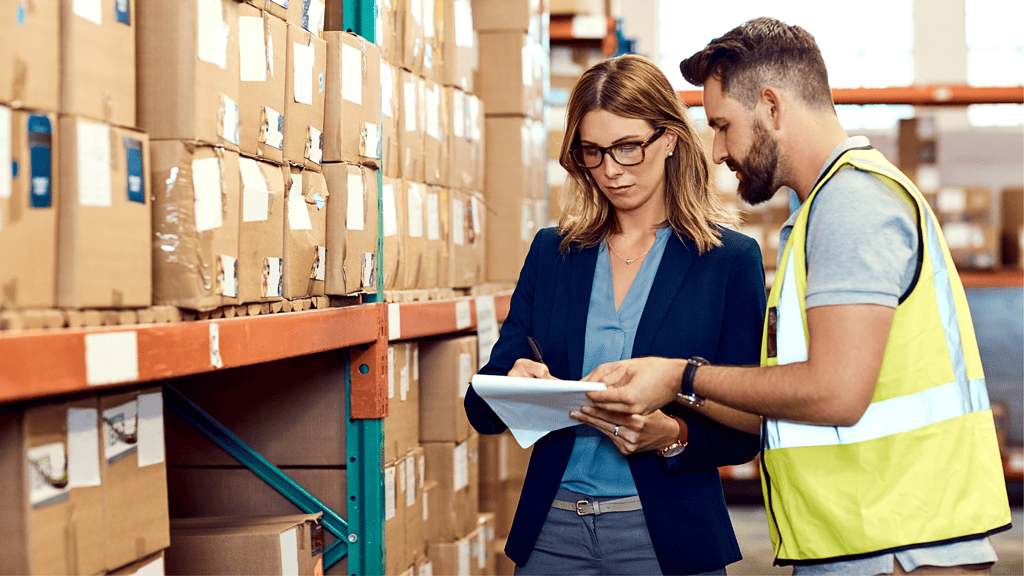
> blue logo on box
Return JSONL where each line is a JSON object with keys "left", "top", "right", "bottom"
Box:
{"left": 27, "top": 115, "right": 51, "bottom": 209}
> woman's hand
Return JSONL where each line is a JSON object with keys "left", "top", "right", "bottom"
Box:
{"left": 570, "top": 405, "right": 682, "bottom": 456}
{"left": 507, "top": 358, "right": 558, "bottom": 380}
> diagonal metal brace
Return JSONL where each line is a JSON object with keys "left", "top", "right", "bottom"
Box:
{"left": 162, "top": 383, "right": 349, "bottom": 559}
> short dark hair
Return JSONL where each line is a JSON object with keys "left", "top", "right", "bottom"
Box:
{"left": 679, "top": 17, "right": 834, "bottom": 111}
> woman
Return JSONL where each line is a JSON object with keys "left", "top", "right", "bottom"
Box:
{"left": 464, "top": 55, "right": 766, "bottom": 575}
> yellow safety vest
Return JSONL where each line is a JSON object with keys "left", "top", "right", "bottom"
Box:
{"left": 759, "top": 147, "right": 1011, "bottom": 564}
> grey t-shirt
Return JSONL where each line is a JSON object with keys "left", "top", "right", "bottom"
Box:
{"left": 776, "top": 136, "right": 997, "bottom": 574}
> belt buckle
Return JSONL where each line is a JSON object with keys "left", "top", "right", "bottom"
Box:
{"left": 575, "top": 500, "right": 589, "bottom": 516}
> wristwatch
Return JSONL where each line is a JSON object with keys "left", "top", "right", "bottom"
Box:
{"left": 677, "top": 356, "right": 709, "bottom": 407}
{"left": 656, "top": 415, "right": 688, "bottom": 458}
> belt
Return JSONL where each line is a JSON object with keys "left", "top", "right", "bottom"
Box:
{"left": 551, "top": 495, "right": 642, "bottom": 516}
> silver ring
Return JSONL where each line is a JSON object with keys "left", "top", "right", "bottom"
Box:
{"left": 614, "top": 425, "right": 619, "bottom": 437}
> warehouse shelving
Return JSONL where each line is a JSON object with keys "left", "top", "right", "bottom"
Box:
{"left": 549, "top": 14, "right": 618, "bottom": 55}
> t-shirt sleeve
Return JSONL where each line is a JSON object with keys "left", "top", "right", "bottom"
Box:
{"left": 804, "top": 167, "right": 919, "bottom": 309}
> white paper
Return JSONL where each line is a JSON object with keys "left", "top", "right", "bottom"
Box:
{"left": 400, "top": 364, "right": 410, "bottom": 402}
{"left": 388, "top": 303, "right": 401, "bottom": 340}
{"left": 342, "top": 43, "right": 363, "bottom": 105}
{"left": 137, "top": 392, "right": 166, "bottom": 467}
{"left": 85, "top": 331, "right": 139, "bottom": 386}
{"left": 470, "top": 375, "right": 607, "bottom": 448}
{"left": 293, "top": 42, "right": 314, "bottom": 105}
{"left": 937, "top": 188, "right": 967, "bottom": 213}
{"left": 67, "top": 408, "right": 101, "bottom": 488}
{"left": 239, "top": 16, "right": 268, "bottom": 82}
{"left": 74, "top": 0, "right": 102, "bottom": 24}
{"left": 452, "top": 90, "right": 465, "bottom": 139}
{"left": 408, "top": 183, "right": 424, "bottom": 238}
{"left": 135, "top": 556, "right": 165, "bottom": 575}
{"left": 382, "top": 183, "right": 398, "bottom": 237}
{"left": 265, "top": 257, "right": 283, "bottom": 297}
{"left": 77, "top": 120, "right": 112, "bottom": 207}
{"left": 471, "top": 196, "right": 483, "bottom": 235}
{"left": 458, "top": 351, "right": 472, "bottom": 398}
{"left": 192, "top": 157, "right": 224, "bottom": 232}
{"left": 453, "top": 441, "right": 468, "bottom": 491}
{"left": 405, "top": 453, "right": 416, "bottom": 507}
{"left": 287, "top": 177, "right": 313, "bottom": 230}
{"left": 454, "top": 0, "right": 473, "bottom": 47}
{"left": 398, "top": 457, "right": 407, "bottom": 495}
{"left": 361, "top": 122, "right": 381, "bottom": 159}
{"left": 209, "top": 322, "right": 223, "bottom": 368}
{"left": 425, "top": 84, "right": 440, "bottom": 140}
{"left": 426, "top": 193, "right": 440, "bottom": 240}
{"left": 280, "top": 528, "right": 300, "bottom": 576}
{"left": 0, "top": 106, "right": 11, "bottom": 200}
{"left": 457, "top": 537, "right": 470, "bottom": 576}
{"left": 387, "top": 346, "right": 395, "bottom": 399}
{"left": 347, "top": 173, "right": 364, "bottom": 230}
{"left": 475, "top": 295, "right": 498, "bottom": 367}
{"left": 262, "top": 106, "right": 284, "bottom": 149}
{"left": 404, "top": 82, "right": 418, "bottom": 132}
{"left": 413, "top": 346, "right": 420, "bottom": 382}
{"left": 240, "top": 158, "right": 270, "bottom": 222}
{"left": 313, "top": 246, "right": 326, "bottom": 280}
{"left": 219, "top": 254, "right": 238, "bottom": 296}
{"left": 305, "top": 0, "right": 325, "bottom": 35}
{"left": 306, "top": 125, "right": 323, "bottom": 164}
{"left": 477, "top": 529, "right": 487, "bottom": 568}
{"left": 103, "top": 400, "right": 138, "bottom": 464}
{"left": 452, "top": 199, "right": 465, "bottom": 245}
{"left": 197, "top": 0, "right": 223, "bottom": 66}
{"left": 384, "top": 465, "right": 397, "bottom": 520}
{"left": 28, "top": 442, "right": 69, "bottom": 507}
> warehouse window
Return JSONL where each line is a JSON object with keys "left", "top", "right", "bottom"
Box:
{"left": 966, "top": 0, "right": 1024, "bottom": 126}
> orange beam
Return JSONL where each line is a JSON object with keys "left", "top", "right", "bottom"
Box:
{"left": 388, "top": 291, "right": 513, "bottom": 341}
{"left": 677, "top": 85, "right": 1024, "bottom": 108}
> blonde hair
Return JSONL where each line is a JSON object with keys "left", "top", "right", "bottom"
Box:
{"left": 557, "top": 54, "right": 735, "bottom": 253}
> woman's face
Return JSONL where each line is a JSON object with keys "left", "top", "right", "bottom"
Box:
{"left": 576, "top": 110, "right": 676, "bottom": 216}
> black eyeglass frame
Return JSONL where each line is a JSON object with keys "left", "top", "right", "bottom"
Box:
{"left": 570, "top": 126, "right": 668, "bottom": 169}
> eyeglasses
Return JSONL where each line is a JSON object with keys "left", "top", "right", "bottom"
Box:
{"left": 570, "top": 127, "right": 667, "bottom": 169}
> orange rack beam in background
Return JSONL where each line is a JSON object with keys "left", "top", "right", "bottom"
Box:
{"left": 677, "top": 85, "right": 1024, "bottom": 108}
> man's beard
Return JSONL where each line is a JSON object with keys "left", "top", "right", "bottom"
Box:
{"left": 729, "top": 117, "right": 782, "bottom": 206}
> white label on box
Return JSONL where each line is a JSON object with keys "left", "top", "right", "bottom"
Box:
{"left": 422, "top": 494, "right": 429, "bottom": 521}
{"left": 0, "top": 106, "right": 11, "bottom": 200}
{"left": 452, "top": 199, "right": 465, "bottom": 245}
{"left": 383, "top": 183, "right": 398, "bottom": 237}
{"left": 138, "top": 392, "right": 166, "bottom": 467}
{"left": 521, "top": 200, "right": 533, "bottom": 242}
{"left": 426, "top": 193, "right": 440, "bottom": 240}
{"left": 453, "top": 90, "right": 466, "bottom": 139}
{"left": 360, "top": 122, "right": 381, "bottom": 159}
{"left": 458, "top": 351, "right": 472, "bottom": 398}
{"left": 455, "top": 300, "right": 472, "bottom": 330}
{"left": 313, "top": 245, "right": 326, "bottom": 280}
{"left": 499, "top": 434, "right": 509, "bottom": 480}
{"left": 384, "top": 465, "right": 397, "bottom": 520}
{"left": 240, "top": 158, "right": 270, "bottom": 222}
{"left": 944, "top": 222, "right": 982, "bottom": 249}
{"left": 403, "top": 82, "right": 418, "bottom": 132}
{"left": 280, "top": 527, "right": 300, "bottom": 576}
{"left": 400, "top": 364, "right": 409, "bottom": 402}
{"left": 458, "top": 538, "right": 470, "bottom": 576}
{"left": 454, "top": 0, "right": 472, "bottom": 47}
{"left": 305, "top": 0, "right": 325, "bottom": 35}
{"left": 209, "top": 322, "right": 224, "bottom": 368}
{"left": 937, "top": 188, "right": 967, "bottom": 213}
{"left": 197, "top": 0, "right": 223, "bottom": 66}
{"left": 469, "top": 96, "right": 481, "bottom": 141}
{"left": 405, "top": 454, "right": 416, "bottom": 507}
{"left": 422, "top": 0, "right": 435, "bottom": 37}
{"left": 28, "top": 442, "right": 69, "bottom": 507}
{"left": 240, "top": 16, "right": 268, "bottom": 82}
{"left": 387, "top": 346, "right": 395, "bottom": 399}
{"left": 471, "top": 195, "right": 483, "bottom": 235}
{"left": 287, "top": 177, "right": 313, "bottom": 230}
{"left": 347, "top": 173, "right": 365, "bottom": 230}
{"left": 408, "top": 183, "right": 424, "bottom": 238}
{"left": 342, "top": 43, "right": 363, "bottom": 105}
{"left": 85, "top": 331, "right": 138, "bottom": 386}
{"left": 293, "top": 42, "right": 314, "bottom": 105}
{"left": 306, "top": 125, "right": 323, "bottom": 164}
{"left": 192, "top": 156, "right": 224, "bottom": 232}
{"left": 74, "top": 0, "right": 102, "bottom": 24}
{"left": 398, "top": 457, "right": 407, "bottom": 494}
{"left": 425, "top": 85, "right": 440, "bottom": 140}
{"left": 521, "top": 46, "right": 532, "bottom": 86}
{"left": 411, "top": 0, "right": 422, "bottom": 24}
{"left": 388, "top": 302, "right": 401, "bottom": 340}
{"left": 136, "top": 555, "right": 165, "bottom": 575}
{"left": 421, "top": 561, "right": 432, "bottom": 576}
{"left": 103, "top": 399, "right": 138, "bottom": 465}
{"left": 572, "top": 13, "right": 607, "bottom": 38}
{"left": 453, "top": 441, "right": 468, "bottom": 491}
{"left": 264, "top": 257, "right": 283, "bottom": 297}
{"left": 916, "top": 165, "right": 941, "bottom": 192}
{"left": 362, "top": 252, "right": 375, "bottom": 288}
{"left": 67, "top": 408, "right": 101, "bottom": 488}
{"left": 262, "top": 106, "right": 285, "bottom": 149}
{"left": 77, "top": 120, "right": 112, "bottom": 207}
{"left": 218, "top": 255, "right": 239, "bottom": 297}
{"left": 418, "top": 452, "right": 425, "bottom": 489}
{"left": 477, "top": 529, "right": 486, "bottom": 568}
{"left": 476, "top": 294, "right": 498, "bottom": 367}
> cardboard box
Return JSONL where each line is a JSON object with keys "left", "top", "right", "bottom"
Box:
{"left": 106, "top": 549, "right": 165, "bottom": 575}
{"left": 166, "top": 514, "right": 324, "bottom": 576}
{"left": 150, "top": 142, "right": 241, "bottom": 310}
{"left": 247, "top": 0, "right": 290, "bottom": 23}
{"left": 483, "top": 116, "right": 533, "bottom": 281}
{"left": 945, "top": 222, "right": 1000, "bottom": 269}
{"left": 421, "top": 0, "right": 444, "bottom": 84}
{"left": 384, "top": 342, "right": 421, "bottom": 462}
{"left": 479, "top": 477, "right": 524, "bottom": 539}
{"left": 324, "top": 32, "right": 382, "bottom": 167}
{"left": 284, "top": 24, "right": 327, "bottom": 170}
{"left": 168, "top": 467, "right": 346, "bottom": 521}
{"left": 283, "top": 168, "right": 329, "bottom": 298}
{"left": 384, "top": 459, "right": 408, "bottom": 575}
{"left": 470, "top": 94, "right": 485, "bottom": 191}
{"left": 475, "top": 32, "right": 542, "bottom": 118}
{"left": 494, "top": 537, "right": 516, "bottom": 575}
{"left": 137, "top": 0, "right": 241, "bottom": 149}
{"left": 377, "top": 0, "right": 400, "bottom": 64}
{"left": 397, "top": 0, "right": 424, "bottom": 75}
{"left": 427, "top": 529, "right": 477, "bottom": 576}
{"left": 60, "top": 0, "right": 135, "bottom": 128}
{"left": 434, "top": 187, "right": 452, "bottom": 287}
{"left": 423, "top": 434, "right": 479, "bottom": 541}
{"left": 0, "top": 397, "right": 106, "bottom": 575}
{"left": 405, "top": 447, "right": 426, "bottom": 560}
{"left": 398, "top": 70, "right": 426, "bottom": 183}
{"left": 1001, "top": 187, "right": 1023, "bottom": 269}
{"left": 381, "top": 61, "right": 401, "bottom": 179}
{"left": 423, "top": 78, "right": 448, "bottom": 186}
{"left": 0, "top": 108, "right": 59, "bottom": 309}
{"left": 1, "top": 1, "right": 58, "bottom": 111}
{"left": 238, "top": 157, "right": 286, "bottom": 304}
{"left": 419, "top": 335, "right": 477, "bottom": 442}
{"left": 443, "top": 0, "right": 475, "bottom": 92}
{"left": 324, "top": 162, "right": 378, "bottom": 295}
{"left": 935, "top": 186, "right": 992, "bottom": 223}
{"left": 446, "top": 87, "right": 476, "bottom": 190}
{"left": 239, "top": 5, "right": 287, "bottom": 164}
{"left": 471, "top": 0, "right": 539, "bottom": 32}
{"left": 475, "top": 513, "right": 497, "bottom": 576}
{"left": 100, "top": 387, "right": 171, "bottom": 571}
{"left": 478, "top": 430, "right": 533, "bottom": 483}
{"left": 382, "top": 175, "right": 405, "bottom": 289}
{"left": 57, "top": 117, "right": 151, "bottom": 308}
{"left": 401, "top": 180, "right": 436, "bottom": 289}
{"left": 448, "top": 188, "right": 485, "bottom": 288}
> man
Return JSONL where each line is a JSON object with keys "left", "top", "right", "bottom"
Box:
{"left": 581, "top": 17, "right": 1011, "bottom": 575}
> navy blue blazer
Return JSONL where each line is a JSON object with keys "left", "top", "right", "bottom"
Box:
{"left": 465, "top": 226, "right": 767, "bottom": 575}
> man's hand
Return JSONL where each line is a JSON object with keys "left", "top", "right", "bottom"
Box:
{"left": 507, "top": 358, "right": 557, "bottom": 380}
{"left": 583, "top": 357, "right": 686, "bottom": 415}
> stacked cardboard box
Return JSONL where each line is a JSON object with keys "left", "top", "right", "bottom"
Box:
{"left": 1001, "top": 187, "right": 1023, "bottom": 270}
{"left": 478, "top": 430, "right": 533, "bottom": 574}
{"left": 929, "top": 186, "right": 1000, "bottom": 269}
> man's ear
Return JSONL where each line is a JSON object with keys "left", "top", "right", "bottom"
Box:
{"left": 760, "top": 86, "right": 784, "bottom": 130}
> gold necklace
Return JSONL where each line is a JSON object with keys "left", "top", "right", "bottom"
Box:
{"left": 607, "top": 241, "right": 651, "bottom": 265}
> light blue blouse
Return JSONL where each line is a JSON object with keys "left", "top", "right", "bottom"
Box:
{"left": 560, "top": 226, "right": 672, "bottom": 497}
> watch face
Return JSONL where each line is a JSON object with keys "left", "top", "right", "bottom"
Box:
{"left": 661, "top": 444, "right": 686, "bottom": 458}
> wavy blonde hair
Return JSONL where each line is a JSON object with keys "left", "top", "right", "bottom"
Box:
{"left": 557, "top": 54, "right": 735, "bottom": 253}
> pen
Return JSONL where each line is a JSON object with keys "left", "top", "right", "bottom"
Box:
{"left": 527, "top": 336, "right": 545, "bottom": 364}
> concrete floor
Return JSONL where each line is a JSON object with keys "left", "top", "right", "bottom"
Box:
{"left": 725, "top": 505, "right": 1024, "bottom": 575}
